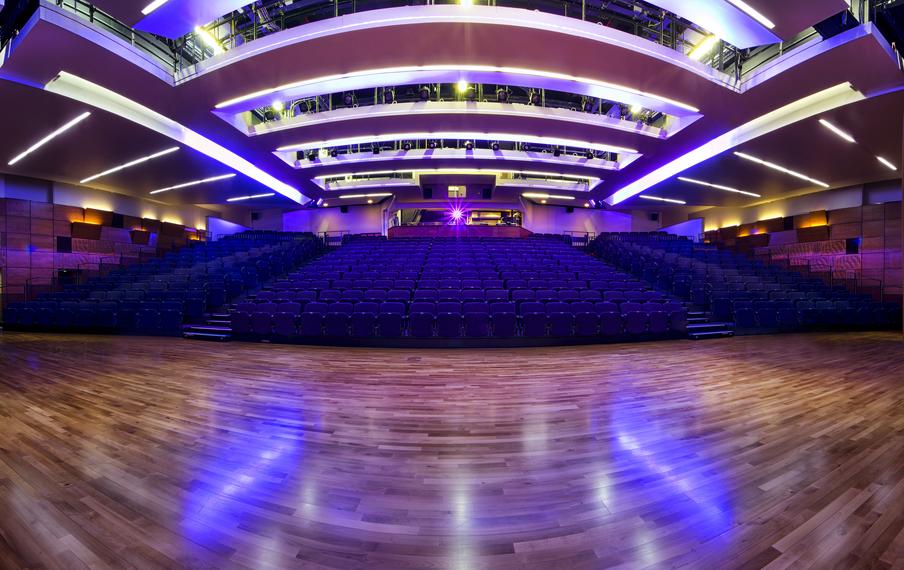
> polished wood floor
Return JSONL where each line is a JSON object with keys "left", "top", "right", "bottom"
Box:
{"left": 0, "top": 332, "right": 903, "bottom": 569}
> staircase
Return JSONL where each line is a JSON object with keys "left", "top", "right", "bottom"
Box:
{"left": 183, "top": 312, "right": 233, "bottom": 340}
{"left": 686, "top": 309, "right": 735, "bottom": 340}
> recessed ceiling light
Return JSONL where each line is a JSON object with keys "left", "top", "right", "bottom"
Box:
{"left": 818, "top": 119, "right": 856, "bottom": 143}
{"left": 8, "top": 111, "right": 91, "bottom": 166}
{"left": 733, "top": 151, "right": 830, "bottom": 188}
{"left": 521, "top": 193, "right": 575, "bottom": 200}
{"left": 226, "top": 192, "right": 276, "bottom": 202}
{"left": 639, "top": 195, "right": 686, "bottom": 204}
{"left": 140, "top": 0, "right": 170, "bottom": 15}
{"left": 149, "top": 173, "right": 236, "bottom": 194}
{"left": 876, "top": 156, "right": 897, "bottom": 171}
{"left": 726, "top": 0, "right": 776, "bottom": 29}
{"left": 677, "top": 176, "right": 760, "bottom": 197}
{"left": 689, "top": 36, "right": 719, "bottom": 61}
{"left": 80, "top": 146, "right": 179, "bottom": 184}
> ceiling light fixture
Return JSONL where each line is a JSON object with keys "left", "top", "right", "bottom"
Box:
{"left": 80, "top": 146, "right": 179, "bottom": 184}
{"left": 226, "top": 192, "right": 276, "bottom": 202}
{"left": 876, "top": 156, "right": 897, "bottom": 171}
{"left": 726, "top": 0, "right": 776, "bottom": 29}
{"left": 677, "top": 176, "right": 760, "bottom": 197}
{"left": 689, "top": 36, "right": 719, "bottom": 60}
{"left": 194, "top": 26, "right": 224, "bottom": 54}
{"left": 522, "top": 193, "right": 575, "bottom": 200}
{"left": 149, "top": 173, "right": 236, "bottom": 194}
{"left": 338, "top": 193, "right": 394, "bottom": 199}
{"left": 733, "top": 151, "right": 829, "bottom": 188}
{"left": 639, "top": 195, "right": 686, "bottom": 204}
{"left": 140, "top": 0, "right": 170, "bottom": 15}
{"left": 8, "top": 111, "right": 91, "bottom": 166}
{"left": 818, "top": 119, "right": 856, "bottom": 143}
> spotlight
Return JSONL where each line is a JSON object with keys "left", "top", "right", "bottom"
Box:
{"left": 553, "top": 148, "right": 561, "bottom": 157}
{"left": 456, "top": 79, "right": 469, "bottom": 93}
{"left": 529, "top": 91, "right": 541, "bottom": 106}
{"left": 322, "top": 202, "right": 329, "bottom": 207}
{"left": 419, "top": 86, "right": 431, "bottom": 101}
{"left": 451, "top": 208, "right": 464, "bottom": 222}
{"left": 330, "top": 149, "right": 338, "bottom": 157}
{"left": 294, "top": 100, "right": 308, "bottom": 115}
{"left": 402, "top": 142, "right": 412, "bottom": 151}
{"left": 272, "top": 100, "right": 284, "bottom": 112}
{"left": 585, "top": 150, "right": 594, "bottom": 159}
{"left": 491, "top": 142, "right": 500, "bottom": 151}
{"left": 307, "top": 151, "right": 318, "bottom": 161}
{"left": 464, "top": 87, "right": 477, "bottom": 102}
{"left": 496, "top": 88, "right": 508, "bottom": 103}
{"left": 428, "top": 140, "right": 437, "bottom": 149}
{"left": 263, "top": 109, "right": 276, "bottom": 121}
{"left": 383, "top": 88, "right": 394, "bottom": 104}
{"left": 464, "top": 141, "right": 474, "bottom": 150}
{"left": 372, "top": 145, "right": 380, "bottom": 154}
{"left": 582, "top": 99, "right": 593, "bottom": 113}
{"left": 343, "top": 92, "right": 354, "bottom": 107}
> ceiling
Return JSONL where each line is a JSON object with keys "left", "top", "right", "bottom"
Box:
{"left": 0, "top": 1, "right": 900, "bottom": 215}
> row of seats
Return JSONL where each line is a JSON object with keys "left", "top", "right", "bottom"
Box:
{"left": 232, "top": 307, "right": 684, "bottom": 338}
{"left": 251, "top": 288, "right": 668, "bottom": 304}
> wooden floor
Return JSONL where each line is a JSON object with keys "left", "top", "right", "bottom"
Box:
{"left": 0, "top": 333, "right": 903, "bottom": 570}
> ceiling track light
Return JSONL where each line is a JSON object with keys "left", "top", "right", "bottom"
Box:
{"left": 80, "top": 146, "right": 179, "bottom": 184}
{"left": 677, "top": 176, "right": 760, "bottom": 198}
{"left": 149, "top": 173, "right": 236, "bottom": 194}
{"left": 818, "top": 119, "right": 856, "bottom": 143}
{"left": 733, "top": 151, "right": 829, "bottom": 188}
{"left": 639, "top": 195, "right": 686, "bottom": 204}
{"left": 8, "top": 111, "right": 91, "bottom": 166}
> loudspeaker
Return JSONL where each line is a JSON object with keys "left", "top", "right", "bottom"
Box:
{"left": 649, "top": 212, "right": 660, "bottom": 222}
{"left": 340, "top": 205, "right": 349, "bottom": 213}
{"left": 482, "top": 187, "right": 492, "bottom": 199}
{"left": 111, "top": 213, "right": 124, "bottom": 228}
{"left": 565, "top": 206, "right": 574, "bottom": 213}
{"left": 423, "top": 187, "right": 433, "bottom": 199}
{"left": 56, "top": 236, "right": 72, "bottom": 253}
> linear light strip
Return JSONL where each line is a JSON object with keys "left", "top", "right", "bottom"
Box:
{"left": 8, "top": 111, "right": 91, "bottom": 166}
{"left": 689, "top": 36, "right": 719, "bottom": 61}
{"left": 80, "top": 146, "right": 180, "bottom": 184}
{"left": 733, "top": 152, "right": 829, "bottom": 188}
{"left": 150, "top": 173, "right": 236, "bottom": 194}
{"left": 522, "top": 193, "right": 575, "bottom": 200}
{"left": 277, "top": 132, "right": 637, "bottom": 155}
{"left": 605, "top": 83, "right": 861, "bottom": 205}
{"left": 227, "top": 192, "right": 276, "bottom": 202}
{"left": 818, "top": 119, "right": 856, "bottom": 143}
{"left": 640, "top": 195, "right": 686, "bottom": 204}
{"left": 876, "top": 156, "right": 897, "bottom": 171}
{"left": 338, "top": 193, "right": 394, "bottom": 199}
{"left": 726, "top": 0, "right": 776, "bottom": 29}
{"left": 214, "top": 65, "right": 699, "bottom": 114}
{"left": 141, "top": 0, "right": 170, "bottom": 15}
{"left": 45, "top": 72, "right": 305, "bottom": 204}
{"left": 677, "top": 176, "right": 760, "bottom": 197}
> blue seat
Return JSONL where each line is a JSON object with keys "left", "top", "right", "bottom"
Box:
{"left": 522, "top": 312, "right": 547, "bottom": 337}
{"left": 351, "top": 312, "right": 377, "bottom": 336}
{"left": 492, "top": 312, "right": 517, "bottom": 336}
{"left": 299, "top": 312, "right": 324, "bottom": 336}
{"left": 324, "top": 312, "right": 350, "bottom": 336}
{"left": 437, "top": 313, "right": 462, "bottom": 337}
{"left": 464, "top": 312, "right": 489, "bottom": 337}
{"left": 409, "top": 313, "right": 434, "bottom": 337}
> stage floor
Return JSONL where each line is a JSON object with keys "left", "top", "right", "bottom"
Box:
{"left": 0, "top": 332, "right": 902, "bottom": 569}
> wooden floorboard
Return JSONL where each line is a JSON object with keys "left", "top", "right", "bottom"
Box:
{"left": 0, "top": 331, "right": 902, "bottom": 569}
